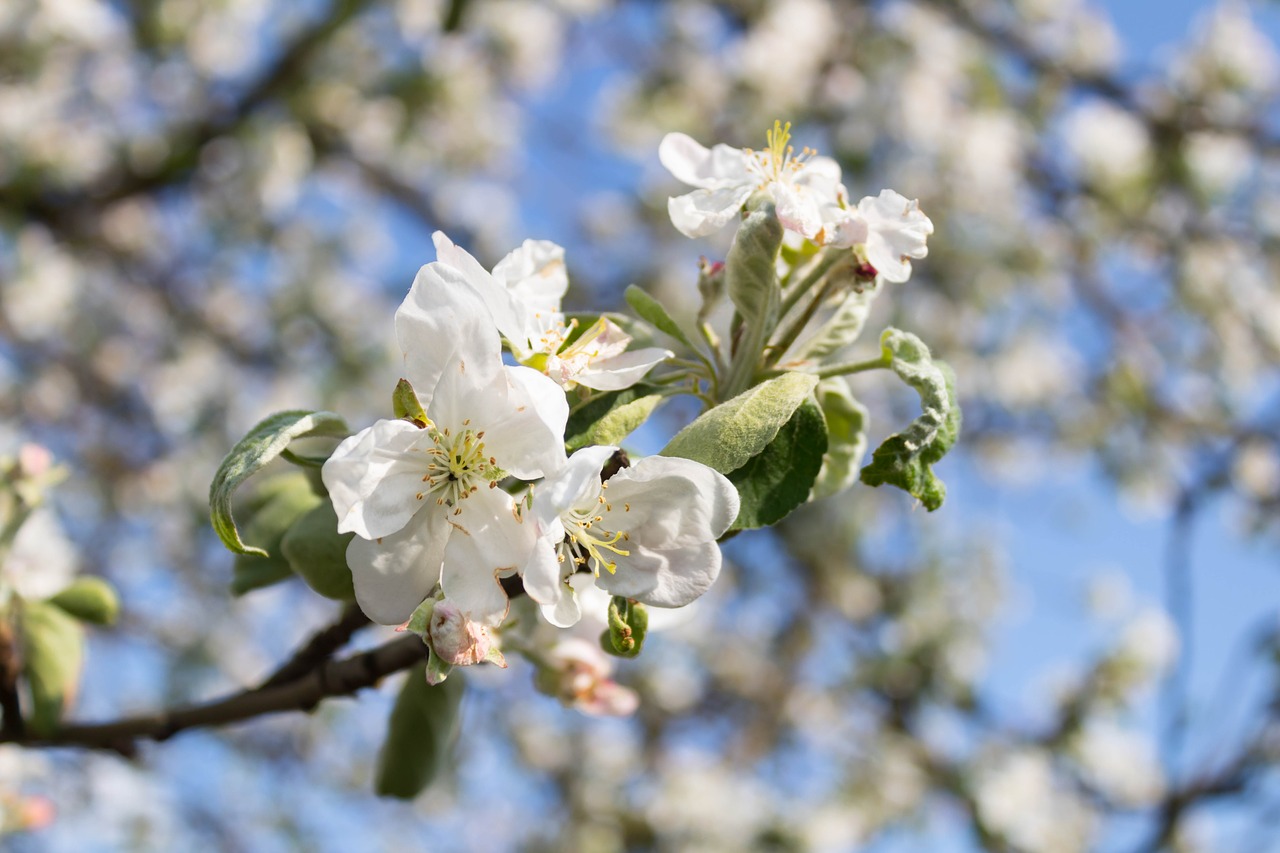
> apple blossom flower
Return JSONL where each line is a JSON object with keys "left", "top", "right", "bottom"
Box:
{"left": 431, "top": 232, "right": 671, "bottom": 390}
{"left": 522, "top": 445, "right": 739, "bottom": 628}
{"left": 426, "top": 597, "right": 506, "bottom": 668}
{"left": 322, "top": 263, "right": 568, "bottom": 627}
{"left": 537, "top": 637, "right": 639, "bottom": 716}
{"left": 660, "top": 120, "right": 844, "bottom": 240}
{"left": 821, "top": 189, "right": 935, "bottom": 284}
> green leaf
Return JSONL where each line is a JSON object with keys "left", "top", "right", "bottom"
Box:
{"left": 601, "top": 595, "right": 649, "bottom": 658}
{"left": 811, "top": 380, "right": 869, "bottom": 500}
{"left": 230, "top": 474, "right": 324, "bottom": 596}
{"left": 564, "top": 385, "right": 665, "bottom": 452}
{"left": 624, "top": 285, "right": 694, "bottom": 350}
{"left": 375, "top": 665, "right": 464, "bottom": 799}
{"left": 858, "top": 329, "right": 962, "bottom": 511}
{"left": 20, "top": 599, "right": 85, "bottom": 736}
{"left": 794, "top": 286, "right": 878, "bottom": 362}
{"left": 210, "top": 410, "right": 349, "bottom": 557}
{"left": 726, "top": 202, "right": 783, "bottom": 334}
{"left": 47, "top": 577, "right": 120, "bottom": 626}
{"left": 280, "top": 500, "right": 356, "bottom": 601}
{"left": 392, "top": 379, "right": 428, "bottom": 423}
{"left": 728, "top": 397, "right": 827, "bottom": 529}
{"left": 660, "top": 372, "right": 819, "bottom": 474}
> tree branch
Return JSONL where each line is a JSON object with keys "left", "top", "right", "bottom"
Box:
{"left": 0, "top": 633, "right": 427, "bottom": 755}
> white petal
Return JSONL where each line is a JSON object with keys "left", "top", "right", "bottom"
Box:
{"left": 658, "top": 133, "right": 751, "bottom": 188}
{"left": 667, "top": 184, "right": 755, "bottom": 238}
{"left": 346, "top": 509, "right": 449, "bottom": 625}
{"left": 395, "top": 262, "right": 503, "bottom": 399}
{"left": 474, "top": 365, "right": 568, "bottom": 480}
{"left": 595, "top": 538, "right": 722, "bottom": 609}
{"left": 771, "top": 181, "right": 824, "bottom": 240}
{"left": 534, "top": 444, "right": 616, "bottom": 526}
{"left": 857, "top": 190, "right": 934, "bottom": 284}
{"left": 522, "top": 540, "right": 583, "bottom": 628}
{"left": 604, "top": 455, "right": 739, "bottom": 548}
{"left": 322, "top": 419, "right": 436, "bottom": 540}
{"left": 492, "top": 239, "right": 568, "bottom": 316}
{"left": 573, "top": 347, "right": 672, "bottom": 391}
{"left": 439, "top": 490, "right": 530, "bottom": 626}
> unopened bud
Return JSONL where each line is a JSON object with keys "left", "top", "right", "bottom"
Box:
{"left": 428, "top": 599, "right": 498, "bottom": 667}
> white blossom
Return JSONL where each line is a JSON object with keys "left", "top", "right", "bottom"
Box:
{"left": 539, "top": 637, "right": 638, "bottom": 716}
{"left": 432, "top": 232, "right": 671, "bottom": 390}
{"left": 523, "top": 445, "right": 739, "bottom": 628}
{"left": 322, "top": 264, "right": 568, "bottom": 626}
{"left": 659, "top": 120, "right": 844, "bottom": 240}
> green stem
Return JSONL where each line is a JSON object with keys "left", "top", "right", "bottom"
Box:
{"left": 778, "top": 250, "right": 844, "bottom": 320}
{"left": 811, "top": 355, "right": 892, "bottom": 379}
{"left": 764, "top": 272, "right": 842, "bottom": 369}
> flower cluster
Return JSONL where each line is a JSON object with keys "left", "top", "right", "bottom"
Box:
{"left": 321, "top": 234, "right": 739, "bottom": 709}
{"left": 660, "top": 121, "right": 935, "bottom": 284}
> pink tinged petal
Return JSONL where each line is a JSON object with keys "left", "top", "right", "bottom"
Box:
{"left": 604, "top": 455, "right": 740, "bottom": 548}
{"left": 573, "top": 347, "right": 673, "bottom": 391}
{"left": 659, "top": 133, "right": 751, "bottom": 188}
{"left": 535, "top": 445, "right": 616, "bottom": 525}
{"left": 492, "top": 239, "right": 568, "bottom": 316}
{"left": 322, "top": 419, "right": 438, "bottom": 540}
{"left": 770, "top": 181, "right": 824, "bottom": 240}
{"left": 428, "top": 598, "right": 495, "bottom": 666}
{"left": 667, "top": 184, "right": 756, "bottom": 238}
{"left": 857, "top": 190, "right": 934, "bottom": 284}
{"left": 346, "top": 509, "right": 449, "bottom": 625}
{"left": 578, "top": 681, "right": 639, "bottom": 717}
{"left": 475, "top": 365, "right": 569, "bottom": 480}
{"left": 595, "top": 538, "right": 722, "bottom": 609}
{"left": 395, "top": 261, "right": 504, "bottom": 398}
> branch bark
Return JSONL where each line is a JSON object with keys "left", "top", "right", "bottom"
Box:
{"left": 0, "top": 633, "right": 427, "bottom": 755}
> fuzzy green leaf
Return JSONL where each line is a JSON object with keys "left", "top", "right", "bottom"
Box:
{"left": 728, "top": 397, "right": 827, "bottom": 529}
{"left": 811, "top": 380, "right": 869, "bottom": 500}
{"left": 624, "top": 286, "right": 694, "bottom": 349}
{"left": 210, "top": 410, "right": 349, "bottom": 557}
{"left": 280, "top": 500, "right": 356, "bottom": 601}
{"left": 565, "top": 386, "right": 665, "bottom": 452}
{"left": 20, "top": 599, "right": 85, "bottom": 736}
{"left": 726, "top": 202, "right": 783, "bottom": 335}
{"left": 859, "top": 329, "right": 961, "bottom": 511}
{"left": 230, "top": 474, "right": 323, "bottom": 596}
{"left": 47, "top": 577, "right": 120, "bottom": 626}
{"left": 660, "top": 372, "right": 818, "bottom": 474}
{"left": 375, "top": 665, "right": 464, "bottom": 799}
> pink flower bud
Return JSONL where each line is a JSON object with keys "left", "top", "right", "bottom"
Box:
{"left": 546, "top": 638, "right": 639, "bottom": 717}
{"left": 427, "top": 599, "right": 496, "bottom": 667}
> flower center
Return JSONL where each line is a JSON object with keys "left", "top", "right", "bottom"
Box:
{"left": 376, "top": 422, "right": 499, "bottom": 514}
{"left": 745, "top": 119, "right": 816, "bottom": 187}
{"left": 558, "top": 484, "right": 631, "bottom": 575}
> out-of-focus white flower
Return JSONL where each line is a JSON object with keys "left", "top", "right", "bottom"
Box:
{"left": 523, "top": 445, "right": 738, "bottom": 627}
{"left": 659, "top": 120, "right": 843, "bottom": 240}
{"left": 539, "top": 637, "right": 638, "bottom": 716}
{"left": 1184, "top": 132, "right": 1253, "bottom": 197}
{"left": 1072, "top": 721, "right": 1165, "bottom": 807}
{"left": 1115, "top": 607, "right": 1180, "bottom": 679}
{"left": 2, "top": 508, "right": 78, "bottom": 601}
{"left": 1179, "top": 2, "right": 1278, "bottom": 95}
{"left": 1062, "top": 101, "right": 1151, "bottom": 185}
{"left": 322, "top": 262, "right": 568, "bottom": 626}
{"left": 974, "top": 748, "right": 1096, "bottom": 852}
{"left": 432, "top": 232, "right": 671, "bottom": 390}
{"left": 1232, "top": 440, "right": 1280, "bottom": 499}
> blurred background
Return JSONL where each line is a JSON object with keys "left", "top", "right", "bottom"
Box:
{"left": 2, "top": 0, "right": 1280, "bottom": 850}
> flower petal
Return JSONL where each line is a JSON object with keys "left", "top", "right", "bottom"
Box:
{"left": 573, "top": 346, "right": 673, "bottom": 391}
{"left": 602, "top": 455, "right": 739, "bottom": 548}
{"left": 346, "top": 509, "right": 449, "bottom": 625}
{"left": 857, "top": 190, "right": 934, "bottom": 284}
{"left": 596, "top": 538, "right": 722, "bottom": 609}
{"left": 667, "top": 184, "right": 755, "bottom": 238}
{"left": 441, "top": 485, "right": 534, "bottom": 625}
{"left": 491, "top": 239, "right": 568, "bottom": 316}
{"left": 522, "top": 540, "right": 583, "bottom": 628}
{"left": 322, "top": 419, "right": 436, "bottom": 540}
{"left": 474, "top": 365, "right": 568, "bottom": 480}
{"left": 395, "top": 261, "right": 502, "bottom": 401}
{"left": 658, "top": 133, "right": 750, "bottom": 188}
{"left": 534, "top": 445, "right": 616, "bottom": 526}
